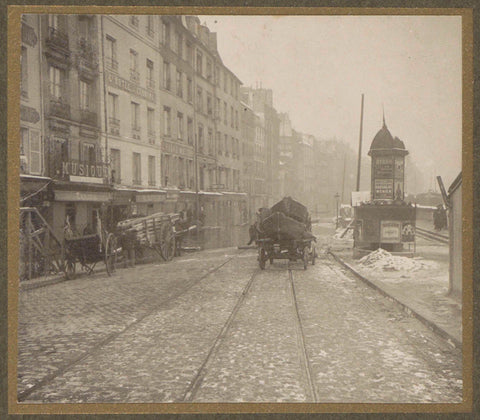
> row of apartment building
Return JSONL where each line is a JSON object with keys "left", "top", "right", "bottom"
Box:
{"left": 19, "top": 13, "right": 351, "bottom": 242}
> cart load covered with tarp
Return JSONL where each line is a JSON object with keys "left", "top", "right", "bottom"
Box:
{"left": 256, "top": 197, "right": 316, "bottom": 270}
{"left": 259, "top": 196, "right": 313, "bottom": 241}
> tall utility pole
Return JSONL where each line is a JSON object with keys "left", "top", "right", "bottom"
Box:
{"left": 341, "top": 153, "right": 346, "bottom": 203}
{"left": 356, "top": 94, "right": 364, "bottom": 192}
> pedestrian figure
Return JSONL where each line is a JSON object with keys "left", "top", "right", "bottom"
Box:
{"left": 120, "top": 229, "right": 136, "bottom": 267}
{"left": 247, "top": 222, "right": 258, "bottom": 245}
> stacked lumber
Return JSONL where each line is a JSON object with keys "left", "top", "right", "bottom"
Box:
{"left": 117, "top": 212, "right": 179, "bottom": 246}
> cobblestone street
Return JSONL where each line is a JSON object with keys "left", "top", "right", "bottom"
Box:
{"left": 17, "top": 241, "right": 462, "bottom": 404}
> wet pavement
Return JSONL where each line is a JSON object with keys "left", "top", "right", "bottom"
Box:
{"left": 17, "top": 235, "right": 462, "bottom": 403}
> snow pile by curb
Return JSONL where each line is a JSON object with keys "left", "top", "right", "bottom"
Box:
{"left": 359, "top": 248, "right": 437, "bottom": 272}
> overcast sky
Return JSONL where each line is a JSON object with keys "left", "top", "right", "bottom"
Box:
{"left": 201, "top": 15, "right": 462, "bottom": 188}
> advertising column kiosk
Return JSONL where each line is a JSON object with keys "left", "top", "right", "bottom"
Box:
{"left": 353, "top": 119, "right": 416, "bottom": 257}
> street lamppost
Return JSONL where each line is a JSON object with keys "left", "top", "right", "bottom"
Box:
{"left": 334, "top": 192, "right": 340, "bottom": 229}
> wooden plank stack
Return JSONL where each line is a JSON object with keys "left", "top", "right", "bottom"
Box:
{"left": 117, "top": 212, "right": 180, "bottom": 246}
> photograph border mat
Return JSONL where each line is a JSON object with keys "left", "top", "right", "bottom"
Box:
{"left": 3, "top": 2, "right": 476, "bottom": 416}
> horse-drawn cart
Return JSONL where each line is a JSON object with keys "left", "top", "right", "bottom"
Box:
{"left": 116, "top": 212, "right": 177, "bottom": 262}
{"left": 256, "top": 197, "right": 316, "bottom": 270}
{"left": 64, "top": 232, "right": 117, "bottom": 279}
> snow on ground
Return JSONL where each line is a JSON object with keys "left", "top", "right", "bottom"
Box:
{"left": 358, "top": 248, "right": 437, "bottom": 273}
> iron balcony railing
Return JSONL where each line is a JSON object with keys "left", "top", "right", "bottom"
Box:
{"left": 46, "top": 26, "right": 69, "bottom": 51}
{"left": 48, "top": 98, "right": 70, "bottom": 119}
{"left": 80, "top": 109, "right": 97, "bottom": 126}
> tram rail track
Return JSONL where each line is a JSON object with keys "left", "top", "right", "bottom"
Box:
{"left": 288, "top": 269, "right": 318, "bottom": 402}
{"left": 415, "top": 227, "right": 449, "bottom": 244}
{"left": 17, "top": 251, "right": 246, "bottom": 403}
{"left": 180, "top": 268, "right": 260, "bottom": 402}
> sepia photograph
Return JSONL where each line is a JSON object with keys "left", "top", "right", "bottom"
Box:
{"left": 8, "top": 6, "right": 473, "bottom": 414}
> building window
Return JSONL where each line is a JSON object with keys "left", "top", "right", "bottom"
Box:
{"left": 235, "top": 110, "right": 239, "bottom": 130}
{"left": 21, "top": 46, "right": 28, "bottom": 98}
{"left": 132, "top": 152, "right": 141, "bottom": 185}
{"left": 208, "top": 129, "right": 214, "bottom": 156}
{"left": 105, "top": 35, "right": 117, "bottom": 70}
{"left": 172, "top": 31, "right": 178, "bottom": 54}
{"left": 215, "top": 66, "right": 220, "bottom": 86}
{"left": 49, "top": 65, "right": 63, "bottom": 100}
{"left": 147, "top": 107, "right": 155, "bottom": 142}
{"left": 224, "top": 134, "right": 229, "bottom": 156}
{"left": 177, "top": 112, "right": 184, "bottom": 140}
{"left": 216, "top": 131, "right": 222, "bottom": 155}
{"left": 162, "top": 21, "right": 170, "bottom": 47}
{"left": 148, "top": 155, "right": 156, "bottom": 186}
{"left": 223, "top": 101, "right": 227, "bottom": 125}
{"left": 215, "top": 97, "right": 220, "bottom": 119}
{"left": 131, "top": 101, "right": 140, "bottom": 131}
{"left": 82, "top": 142, "right": 96, "bottom": 164}
{"left": 110, "top": 148, "right": 121, "bottom": 183}
{"left": 198, "top": 124, "right": 204, "bottom": 154}
{"left": 187, "top": 159, "right": 193, "bottom": 188}
{"left": 177, "top": 33, "right": 183, "bottom": 59}
{"left": 196, "top": 87, "right": 203, "bottom": 113}
{"left": 130, "top": 49, "right": 139, "bottom": 82}
{"left": 196, "top": 50, "right": 202, "bottom": 75}
{"left": 163, "top": 106, "right": 171, "bottom": 136}
{"left": 146, "top": 59, "right": 155, "bottom": 90}
{"left": 146, "top": 16, "right": 154, "bottom": 37}
{"left": 130, "top": 15, "right": 139, "bottom": 28}
{"left": 162, "top": 155, "right": 171, "bottom": 186}
{"left": 223, "top": 71, "right": 227, "bottom": 92}
{"left": 187, "top": 117, "right": 193, "bottom": 145}
{"left": 187, "top": 77, "right": 193, "bottom": 102}
{"left": 206, "top": 59, "right": 212, "bottom": 81}
{"left": 163, "top": 60, "right": 171, "bottom": 90}
{"left": 178, "top": 157, "right": 185, "bottom": 187}
{"left": 207, "top": 93, "right": 213, "bottom": 116}
{"left": 176, "top": 70, "right": 182, "bottom": 97}
{"left": 79, "top": 80, "right": 90, "bottom": 110}
{"left": 108, "top": 93, "right": 119, "bottom": 134}
{"left": 230, "top": 106, "right": 234, "bottom": 128}
{"left": 20, "top": 127, "right": 42, "bottom": 174}
{"left": 186, "top": 42, "right": 193, "bottom": 65}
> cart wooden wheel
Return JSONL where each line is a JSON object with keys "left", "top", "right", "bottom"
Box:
{"left": 160, "top": 222, "right": 176, "bottom": 261}
{"left": 311, "top": 245, "right": 316, "bottom": 265}
{"left": 259, "top": 248, "right": 266, "bottom": 270}
{"left": 105, "top": 233, "right": 117, "bottom": 276}
{"left": 65, "top": 256, "right": 76, "bottom": 280}
{"left": 303, "top": 246, "right": 309, "bottom": 270}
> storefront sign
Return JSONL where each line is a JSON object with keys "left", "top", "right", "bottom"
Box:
{"left": 374, "top": 157, "right": 393, "bottom": 178}
{"left": 106, "top": 71, "right": 156, "bottom": 103}
{"left": 136, "top": 193, "right": 166, "bottom": 203}
{"left": 374, "top": 179, "right": 393, "bottom": 199}
{"left": 380, "top": 221, "right": 401, "bottom": 243}
{"left": 62, "top": 160, "right": 109, "bottom": 179}
{"left": 55, "top": 190, "right": 112, "bottom": 202}
{"left": 161, "top": 141, "right": 194, "bottom": 158}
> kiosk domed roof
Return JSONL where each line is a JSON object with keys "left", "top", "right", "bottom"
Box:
{"left": 368, "top": 115, "right": 407, "bottom": 155}
{"left": 370, "top": 122, "right": 395, "bottom": 150}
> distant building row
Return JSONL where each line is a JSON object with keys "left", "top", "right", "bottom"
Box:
{"left": 20, "top": 13, "right": 354, "bottom": 239}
